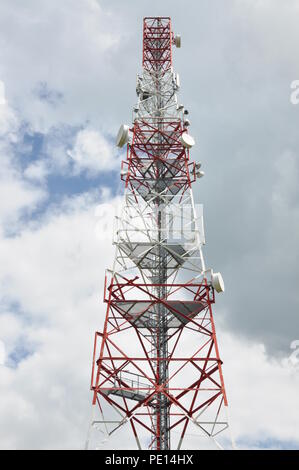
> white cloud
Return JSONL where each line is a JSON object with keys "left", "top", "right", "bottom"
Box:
{"left": 24, "top": 161, "right": 49, "bottom": 183}
{"left": 0, "top": 80, "right": 18, "bottom": 137}
{"left": 0, "top": 81, "right": 5, "bottom": 104}
{"left": 0, "top": 178, "right": 45, "bottom": 230}
{"left": 0, "top": 190, "right": 119, "bottom": 449}
{"left": 67, "top": 128, "right": 120, "bottom": 176}
{"left": 0, "top": 79, "right": 47, "bottom": 230}
{"left": 0, "top": 0, "right": 125, "bottom": 133}
{"left": 0, "top": 341, "right": 5, "bottom": 366}
{"left": 219, "top": 327, "right": 299, "bottom": 447}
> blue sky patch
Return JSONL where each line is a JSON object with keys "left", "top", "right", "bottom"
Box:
{"left": 33, "top": 81, "right": 63, "bottom": 107}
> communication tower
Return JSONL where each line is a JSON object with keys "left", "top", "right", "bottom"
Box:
{"left": 86, "top": 17, "right": 232, "bottom": 450}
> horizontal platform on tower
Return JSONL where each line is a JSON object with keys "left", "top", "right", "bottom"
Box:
{"left": 101, "top": 388, "right": 150, "bottom": 402}
{"left": 116, "top": 241, "right": 196, "bottom": 272}
{"left": 104, "top": 277, "right": 215, "bottom": 329}
{"left": 111, "top": 300, "right": 207, "bottom": 328}
{"left": 98, "top": 370, "right": 154, "bottom": 402}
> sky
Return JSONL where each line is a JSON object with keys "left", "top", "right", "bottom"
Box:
{"left": 0, "top": 0, "right": 299, "bottom": 450}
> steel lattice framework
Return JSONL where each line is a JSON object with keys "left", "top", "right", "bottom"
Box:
{"left": 86, "top": 17, "right": 232, "bottom": 451}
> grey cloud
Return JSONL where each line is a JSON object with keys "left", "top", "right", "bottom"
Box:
{"left": 87, "top": 0, "right": 299, "bottom": 355}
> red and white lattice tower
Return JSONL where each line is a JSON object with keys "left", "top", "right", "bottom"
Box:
{"left": 86, "top": 17, "right": 233, "bottom": 451}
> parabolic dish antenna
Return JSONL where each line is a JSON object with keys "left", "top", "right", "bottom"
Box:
{"left": 174, "top": 35, "right": 181, "bottom": 48}
{"left": 211, "top": 272, "right": 225, "bottom": 293}
{"left": 116, "top": 124, "right": 130, "bottom": 148}
{"left": 180, "top": 132, "right": 195, "bottom": 148}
